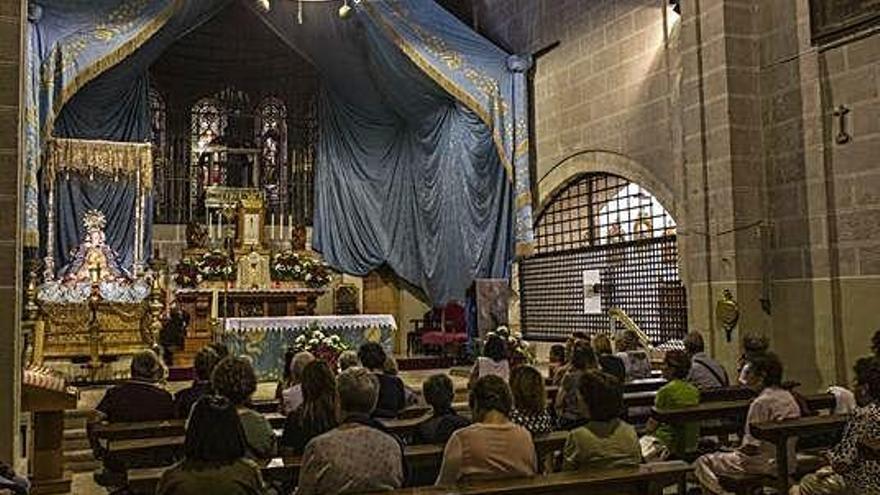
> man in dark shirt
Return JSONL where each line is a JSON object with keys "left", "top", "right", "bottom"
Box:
{"left": 95, "top": 350, "right": 175, "bottom": 422}
{"left": 417, "top": 373, "right": 470, "bottom": 444}
{"left": 173, "top": 346, "right": 219, "bottom": 419}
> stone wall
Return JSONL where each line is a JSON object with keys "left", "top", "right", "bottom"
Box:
{"left": 479, "top": 0, "right": 880, "bottom": 389}
{"left": 0, "top": 0, "right": 23, "bottom": 466}
{"left": 476, "top": 0, "right": 682, "bottom": 216}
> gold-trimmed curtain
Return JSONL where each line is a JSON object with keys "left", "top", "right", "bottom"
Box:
{"left": 45, "top": 138, "right": 153, "bottom": 188}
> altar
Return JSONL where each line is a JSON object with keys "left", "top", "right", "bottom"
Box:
{"left": 220, "top": 315, "right": 397, "bottom": 380}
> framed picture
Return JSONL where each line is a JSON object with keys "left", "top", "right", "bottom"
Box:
{"left": 810, "top": 0, "right": 880, "bottom": 43}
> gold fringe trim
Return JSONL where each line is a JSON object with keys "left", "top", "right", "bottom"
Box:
{"left": 42, "top": 0, "right": 183, "bottom": 140}
{"left": 515, "top": 241, "right": 535, "bottom": 259}
{"left": 360, "top": 2, "right": 516, "bottom": 178}
{"left": 45, "top": 138, "right": 152, "bottom": 188}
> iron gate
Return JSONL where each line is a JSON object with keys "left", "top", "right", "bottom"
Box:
{"left": 520, "top": 173, "right": 687, "bottom": 344}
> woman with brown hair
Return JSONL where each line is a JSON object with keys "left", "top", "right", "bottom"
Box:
{"left": 592, "top": 333, "right": 626, "bottom": 383}
{"left": 436, "top": 375, "right": 536, "bottom": 485}
{"left": 280, "top": 360, "right": 339, "bottom": 454}
{"left": 509, "top": 365, "right": 555, "bottom": 435}
{"left": 556, "top": 340, "right": 598, "bottom": 429}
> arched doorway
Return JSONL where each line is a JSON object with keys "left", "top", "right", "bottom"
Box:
{"left": 520, "top": 172, "right": 686, "bottom": 344}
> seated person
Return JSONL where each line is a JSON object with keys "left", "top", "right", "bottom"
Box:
{"left": 592, "top": 333, "right": 626, "bottom": 383}
{"left": 337, "top": 350, "right": 361, "bottom": 373}
{"left": 614, "top": 330, "right": 652, "bottom": 381}
{"left": 684, "top": 331, "right": 730, "bottom": 390}
{"left": 509, "top": 365, "right": 555, "bottom": 436}
{"left": 640, "top": 350, "right": 700, "bottom": 461}
{"left": 157, "top": 396, "right": 265, "bottom": 495}
{"left": 280, "top": 360, "right": 339, "bottom": 455}
{"left": 792, "top": 356, "right": 880, "bottom": 495}
{"left": 96, "top": 350, "right": 174, "bottom": 423}
{"left": 468, "top": 334, "right": 511, "bottom": 389}
{"left": 297, "top": 367, "right": 405, "bottom": 494}
{"left": 174, "top": 347, "right": 219, "bottom": 419}
{"left": 212, "top": 356, "right": 276, "bottom": 462}
{"left": 281, "top": 351, "right": 315, "bottom": 415}
{"left": 358, "top": 343, "right": 405, "bottom": 418}
{"left": 436, "top": 375, "right": 537, "bottom": 485}
{"left": 556, "top": 340, "right": 598, "bottom": 428}
{"left": 562, "top": 370, "right": 641, "bottom": 471}
{"left": 384, "top": 356, "right": 422, "bottom": 407}
{"left": 694, "top": 352, "right": 801, "bottom": 494}
{"left": 416, "top": 373, "right": 471, "bottom": 444}
{"left": 736, "top": 332, "right": 769, "bottom": 384}
{"left": 548, "top": 344, "right": 567, "bottom": 382}
{"left": 274, "top": 347, "right": 298, "bottom": 403}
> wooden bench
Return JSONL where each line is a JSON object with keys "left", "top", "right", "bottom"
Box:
{"left": 738, "top": 414, "right": 849, "bottom": 494}
{"left": 126, "top": 431, "right": 571, "bottom": 494}
{"left": 384, "top": 460, "right": 691, "bottom": 495}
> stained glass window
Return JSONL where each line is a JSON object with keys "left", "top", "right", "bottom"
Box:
{"left": 256, "top": 96, "right": 288, "bottom": 213}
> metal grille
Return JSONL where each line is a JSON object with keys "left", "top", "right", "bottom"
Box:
{"left": 521, "top": 173, "right": 686, "bottom": 344}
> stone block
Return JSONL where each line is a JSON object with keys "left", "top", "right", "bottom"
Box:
{"left": 858, "top": 244, "right": 880, "bottom": 275}
{"left": 845, "top": 33, "right": 880, "bottom": 70}
{"left": 852, "top": 171, "right": 880, "bottom": 206}
{"left": 836, "top": 208, "right": 880, "bottom": 242}
{"left": 0, "top": 18, "right": 18, "bottom": 64}
{"left": 0, "top": 107, "right": 16, "bottom": 150}
{"left": 0, "top": 62, "right": 16, "bottom": 108}
{"left": 772, "top": 249, "right": 805, "bottom": 279}
{"left": 0, "top": 153, "right": 16, "bottom": 195}
{"left": 852, "top": 100, "right": 880, "bottom": 137}
{"left": 832, "top": 136, "right": 880, "bottom": 175}
{"left": 829, "top": 67, "right": 878, "bottom": 105}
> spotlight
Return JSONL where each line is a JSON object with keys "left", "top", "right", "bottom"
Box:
{"left": 338, "top": 0, "right": 352, "bottom": 19}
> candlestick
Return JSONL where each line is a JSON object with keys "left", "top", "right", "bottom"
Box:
{"left": 271, "top": 214, "right": 276, "bottom": 241}
{"left": 217, "top": 212, "right": 223, "bottom": 241}
{"left": 207, "top": 208, "right": 213, "bottom": 241}
{"left": 210, "top": 289, "right": 219, "bottom": 319}
{"left": 288, "top": 214, "right": 293, "bottom": 241}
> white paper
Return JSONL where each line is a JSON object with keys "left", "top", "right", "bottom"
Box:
{"left": 582, "top": 269, "right": 602, "bottom": 314}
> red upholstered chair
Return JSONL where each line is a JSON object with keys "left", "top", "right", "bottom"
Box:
{"left": 407, "top": 307, "right": 441, "bottom": 355}
{"left": 420, "top": 303, "right": 468, "bottom": 356}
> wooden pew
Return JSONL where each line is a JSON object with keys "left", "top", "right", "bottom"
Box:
{"left": 384, "top": 461, "right": 692, "bottom": 495}
{"left": 744, "top": 414, "right": 849, "bottom": 494}
{"left": 126, "top": 431, "right": 571, "bottom": 494}
{"left": 652, "top": 393, "right": 838, "bottom": 425}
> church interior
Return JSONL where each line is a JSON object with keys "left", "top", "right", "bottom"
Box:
{"left": 1, "top": 0, "right": 880, "bottom": 494}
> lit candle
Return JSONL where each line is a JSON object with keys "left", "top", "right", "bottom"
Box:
{"left": 270, "top": 214, "right": 275, "bottom": 240}
{"left": 210, "top": 289, "right": 218, "bottom": 319}
{"left": 217, "top": 212, "right": 223, "bottom": 241}
{"left": 288, "top": 214, "right": 293, "bottom": 241}
{"left": 207, "top": 209, "right": 213, "bottom": 241}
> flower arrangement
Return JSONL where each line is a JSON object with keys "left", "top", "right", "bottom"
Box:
{"left": 198, "top": 250, "right": 235, "bottom": 281}
{"left": 174, "top": 257, "right": 202, "bottom": 288}
{"left": 174, "top": 250, "right": 234, "bottom": 287}
{"left": 486, "top": 325, "right": 536, "bottom": 365}
{"left": 292, "top": 324, "right": 349, "bottom": 369}
{"left": 271, "top": 250, "right": 332, "bottom": 288}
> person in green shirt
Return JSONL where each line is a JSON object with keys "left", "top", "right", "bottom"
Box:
{"left": 562, "top": 370, "right": 642, "bottom": 472}
{"left": 641, "top": 349, "right": 700, "bottom": 461}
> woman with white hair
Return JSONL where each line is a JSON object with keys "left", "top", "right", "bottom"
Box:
{"left": 281, "top": 351, "right": 315, "bottom": 415}
{"left": 297, "top": 367, "right": 405, "bottom": 494}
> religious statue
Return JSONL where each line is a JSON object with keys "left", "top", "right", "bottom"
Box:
{"left": 59, "top": 210, "right": 127, "bottom": 284}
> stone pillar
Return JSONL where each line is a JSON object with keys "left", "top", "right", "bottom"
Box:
{"left": 678, "top": 0, "right": 770, "bottom": 371}
{"left": 0, "top": 0, "right": 24, "bottom": 467}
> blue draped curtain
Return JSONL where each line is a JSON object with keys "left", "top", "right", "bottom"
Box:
{"left": 26, "top": 0, "right": 534, "bottom": 304}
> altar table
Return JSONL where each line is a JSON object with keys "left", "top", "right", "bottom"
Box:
{"left": 220, "top": 315, "right": 397, "bottom": 380}
{"left": 173, "top": 288, "right": 324, "bottom": 367}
